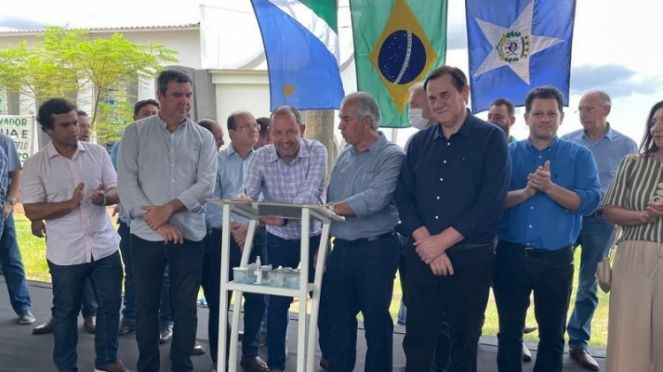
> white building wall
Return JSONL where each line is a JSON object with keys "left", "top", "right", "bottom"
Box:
{"left": 211, "top": 70, "right": 270, "bottom": 125}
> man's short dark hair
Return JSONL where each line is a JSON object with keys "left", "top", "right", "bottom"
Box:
{"left": 198, "top": 118, "right": 218, "bottom": 132}
{"left": 423, "top": 65, "right": 468, "bottom": 94}
{"left": 37, "top": 98, "right": 77, "bottom": 131}
{"left": 226, "top": 112, "right": 251, "bottom": 131}
{"left": 270, "top": 105, "right": 302, "bottom": 125}
{"left": 490, "top": 98, "right": 515, "bottom": 116}
{"left": 157, "top": 69, "right": 193, "bottom": 95}
{"left": 524, "top": 86, "right": 564, "bottom": 113}
{"left": 257, "top": 117, "right": 269, "bottom": 137}
{"left": 76, "top": 109, "right": 88, "bottom": 117}
{"left": 133, "top": 99, "right": 160, "bottom": 116}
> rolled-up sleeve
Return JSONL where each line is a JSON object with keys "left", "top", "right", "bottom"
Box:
{"left": 242, "top": 149, "right": 265, "bottom": 201}
{"left": 293, "top": 141, "right": 327, "bottom": 205}
{"left": 117, "top": 123, "right": 152, "bottom": 219}
{"left": 572, "top": 146, "right": 601, "bottom": 215}
{"left": 100, "top": 150, "right": 117, "bottom": 190}
{"left": 20, "top": 158, "right": 44, "bottom": 204}
{"left": 346, "top": 146, "right": 404, "bottom": 218}
{"left": 602, "top": 155, "right": 635, "bottom": 208}
{"left": 176, "top": 132, "right": 217, "bottom": 212}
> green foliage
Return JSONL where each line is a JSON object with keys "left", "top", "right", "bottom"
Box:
{"left": 95, "top": 100, "right": 133, "bottom": 144}
{"left": 0, "top": 26, "right": 178, "bottom": 144}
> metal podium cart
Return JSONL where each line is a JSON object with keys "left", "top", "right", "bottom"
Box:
{"left": 209, "top": 199, "right": 343, "bottom": 372}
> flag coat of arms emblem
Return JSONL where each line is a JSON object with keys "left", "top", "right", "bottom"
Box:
{"left": 466, "top": 0, "right": 577, "bottom": 112}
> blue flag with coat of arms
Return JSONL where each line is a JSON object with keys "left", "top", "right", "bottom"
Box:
{"left": 465, "top": 0, "right": 576, "bottom": 113}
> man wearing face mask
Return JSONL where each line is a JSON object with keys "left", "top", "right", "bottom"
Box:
{"left": 408, "top": 83, "right": 434, "bottom": 130}
{"left": 397, "top": 82, "right": 450, "bottom": 372}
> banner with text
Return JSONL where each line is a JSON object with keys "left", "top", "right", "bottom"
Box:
{"left": 0, "top": 115, "right": 35, "bottom": 164}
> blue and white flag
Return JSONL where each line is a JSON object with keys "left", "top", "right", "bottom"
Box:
{"left": 466, "top": 0, "right": 576, "bottom": 112}
{"left": 251, "top": 0, "right": 345, "bottom": 110}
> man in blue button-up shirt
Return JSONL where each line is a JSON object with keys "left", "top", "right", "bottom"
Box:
{"left": 326, "top": 92, "right": 404, "bottom": 371}
{"left": 394, "top": 66, "right": 510, "bottom": 371}
{"left": 495, "top": 86, "right": 601, "bottom": 372}
{"left": 200, "top": 112, "right": 268, "bottom": 372}
{"left": 561, "top": 91, "right": 637, "bottom": 371}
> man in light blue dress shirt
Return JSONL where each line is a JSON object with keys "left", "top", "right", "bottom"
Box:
{"left": 117, "top": 70, "right": 217, "bottom": 372}
{"left": 200, "top": 112, "right": 268, "bottom": 372}
{"left": 326, "top": 92, "right": 404, "bottom": 371}
{"left": 561, "top": 91, "right": 637, "bottom": 371}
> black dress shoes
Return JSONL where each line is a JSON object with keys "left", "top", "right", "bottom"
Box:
{"left": 33, "top": 318, "right": 54, "bottom": 335}
{"left": 569, "top": 348, "right": 600, "bottom": 371}
{"left": 83, "top": 316, "right": 96, "bottom": 333}
{"left": 118, "top": 319, "right": 135, "bottom": 336}
{"left": 191, "top": 341, "right": 206, "bottom": 355}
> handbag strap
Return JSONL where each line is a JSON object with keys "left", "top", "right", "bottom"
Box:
{"left": 606, "top": 225, "right": 622, "bottom": 261}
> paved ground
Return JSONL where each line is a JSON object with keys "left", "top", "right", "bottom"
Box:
{"left": 0, "top": 278, "right": 606, "bottom": 371}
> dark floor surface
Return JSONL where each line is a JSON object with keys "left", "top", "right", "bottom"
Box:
{"left": 0, "top": 278, "right": 605, "bottom": 371}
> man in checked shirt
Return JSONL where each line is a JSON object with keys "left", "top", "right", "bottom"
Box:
{"left": 238, "top": 105, "right": 328, "bottom": 372}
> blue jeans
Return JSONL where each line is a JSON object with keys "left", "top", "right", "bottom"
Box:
{"left": 567, "top": 215, "right": 615, "bottom": 349}
{"left": 326, "top": 233, "right": 400, "bottom": 372}
{"left": 81, "top": 278, "right": 98, "bottom": 317}
{"left": 131, "top": 235, "right": 203, "bottom": 372}
{"left": 265, "top": 233, "right": 329, "bottom": 370}
{"left": 0, "top": 214, "right": 32, "bottom": 315}
{"left": 48, "top": 251, "right": 123, "bottom": 371}
{"left": 118, "top": 221, "right": 173, "bottom": 325}
{"left": 494, "top": 242, "right": 574, "bottom": 372}
{"left": 200, "top": 227, "right": 266, "bottom": 363}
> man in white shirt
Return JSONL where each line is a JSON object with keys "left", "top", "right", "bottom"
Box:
{"left": 22, "top": 98, "right": 126, "bottom": 372}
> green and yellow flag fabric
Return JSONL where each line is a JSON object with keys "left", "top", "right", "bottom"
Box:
{"left": 350, "top": 0, "right": 447, "bottom": 127}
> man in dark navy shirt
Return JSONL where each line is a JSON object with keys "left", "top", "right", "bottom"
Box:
{"left": 395, "top": 65, "right": 510, "bottom": 371}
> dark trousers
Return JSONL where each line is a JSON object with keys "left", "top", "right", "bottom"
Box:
{"left": 131, "top": 235, "right": 203, "bottom": 372}
{"left": 200, "top": 227, "right": 266, "bottom": 363}
{"left": 326, "top": 233, "right": 400, "bottom": 372}
{"left": 404, "top": 245, "right": 494, "bottom": 372}
{"left": 80, "top": 278, "right": 98, "bottom": 317}
{"left": 399, "top": 234, "right": 450, "bottom": 372}
{"left": 119, "top": 221, "right": 173, "bottom": 325}
{"left": 493, "top": 242, "right": 574, "bottom": 372}
{"left": 48, "top": 251, "right": 123, "bottom": 371}
{"left": 265, "top": 233, "right": 329, "bottom": 370}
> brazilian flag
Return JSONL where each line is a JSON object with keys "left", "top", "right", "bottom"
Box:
{"left": 350, "top": 0, "right": 447, "bottom": 128}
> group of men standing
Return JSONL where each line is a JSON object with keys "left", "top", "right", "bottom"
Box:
{"left": 392, "top": 67, "right": 634, "bottom": 372}
{"left": 15, "top": 63, "right": 635, "bottom": 372}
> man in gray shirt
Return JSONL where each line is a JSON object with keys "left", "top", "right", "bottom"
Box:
{"left": 326, "top": 92, "right": 404, "bottom": 371}
{"left": 117, "top": 69, "right": 217, "bottom": 372}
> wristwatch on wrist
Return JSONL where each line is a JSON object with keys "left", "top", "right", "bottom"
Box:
{"left": 7, "top": 196, "right": 17, "bottom": 206}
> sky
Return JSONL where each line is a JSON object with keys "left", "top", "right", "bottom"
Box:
{"left": 1, "top": 0, "right": 662, "bottom": 145}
